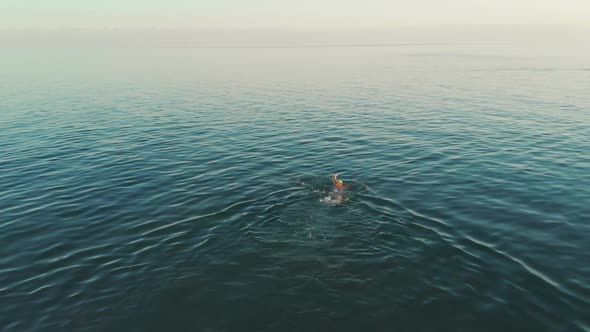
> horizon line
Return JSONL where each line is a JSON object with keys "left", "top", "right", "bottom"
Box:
{"left": 1, "top": 23, "right": 590, "bottom": 32}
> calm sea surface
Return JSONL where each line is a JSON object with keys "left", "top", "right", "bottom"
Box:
{"left": 1, "top": 44, "right": 589, "bottom": 331}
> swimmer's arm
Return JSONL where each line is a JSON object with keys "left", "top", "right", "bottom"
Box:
{"left": 332, "top": 173, "right": 339, "bottom": 185}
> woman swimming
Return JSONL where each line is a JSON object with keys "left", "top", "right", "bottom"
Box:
{"left": 332, "top": 173, "right": 346, "bottom": 190}
{"left": 315, "top": 173, "right": 349, "bottom": 206}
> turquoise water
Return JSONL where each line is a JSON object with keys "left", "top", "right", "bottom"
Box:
{"left": 1, "top": 45, "right": 589, "bottom": 331}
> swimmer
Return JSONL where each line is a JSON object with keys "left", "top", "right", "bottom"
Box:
{"left": 332, "top": 173, "right": 346, "bottom": 190}
{"left": 320, "top": 173, "right": 348, "bottom": 206}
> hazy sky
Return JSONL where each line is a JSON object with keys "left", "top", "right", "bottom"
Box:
{"left": 2, "top": 0, "right": 589, "bottom": 29}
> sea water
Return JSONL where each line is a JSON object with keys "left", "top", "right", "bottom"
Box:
{"left": 1, "top": 44, "right": 589, "bottom": 331}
